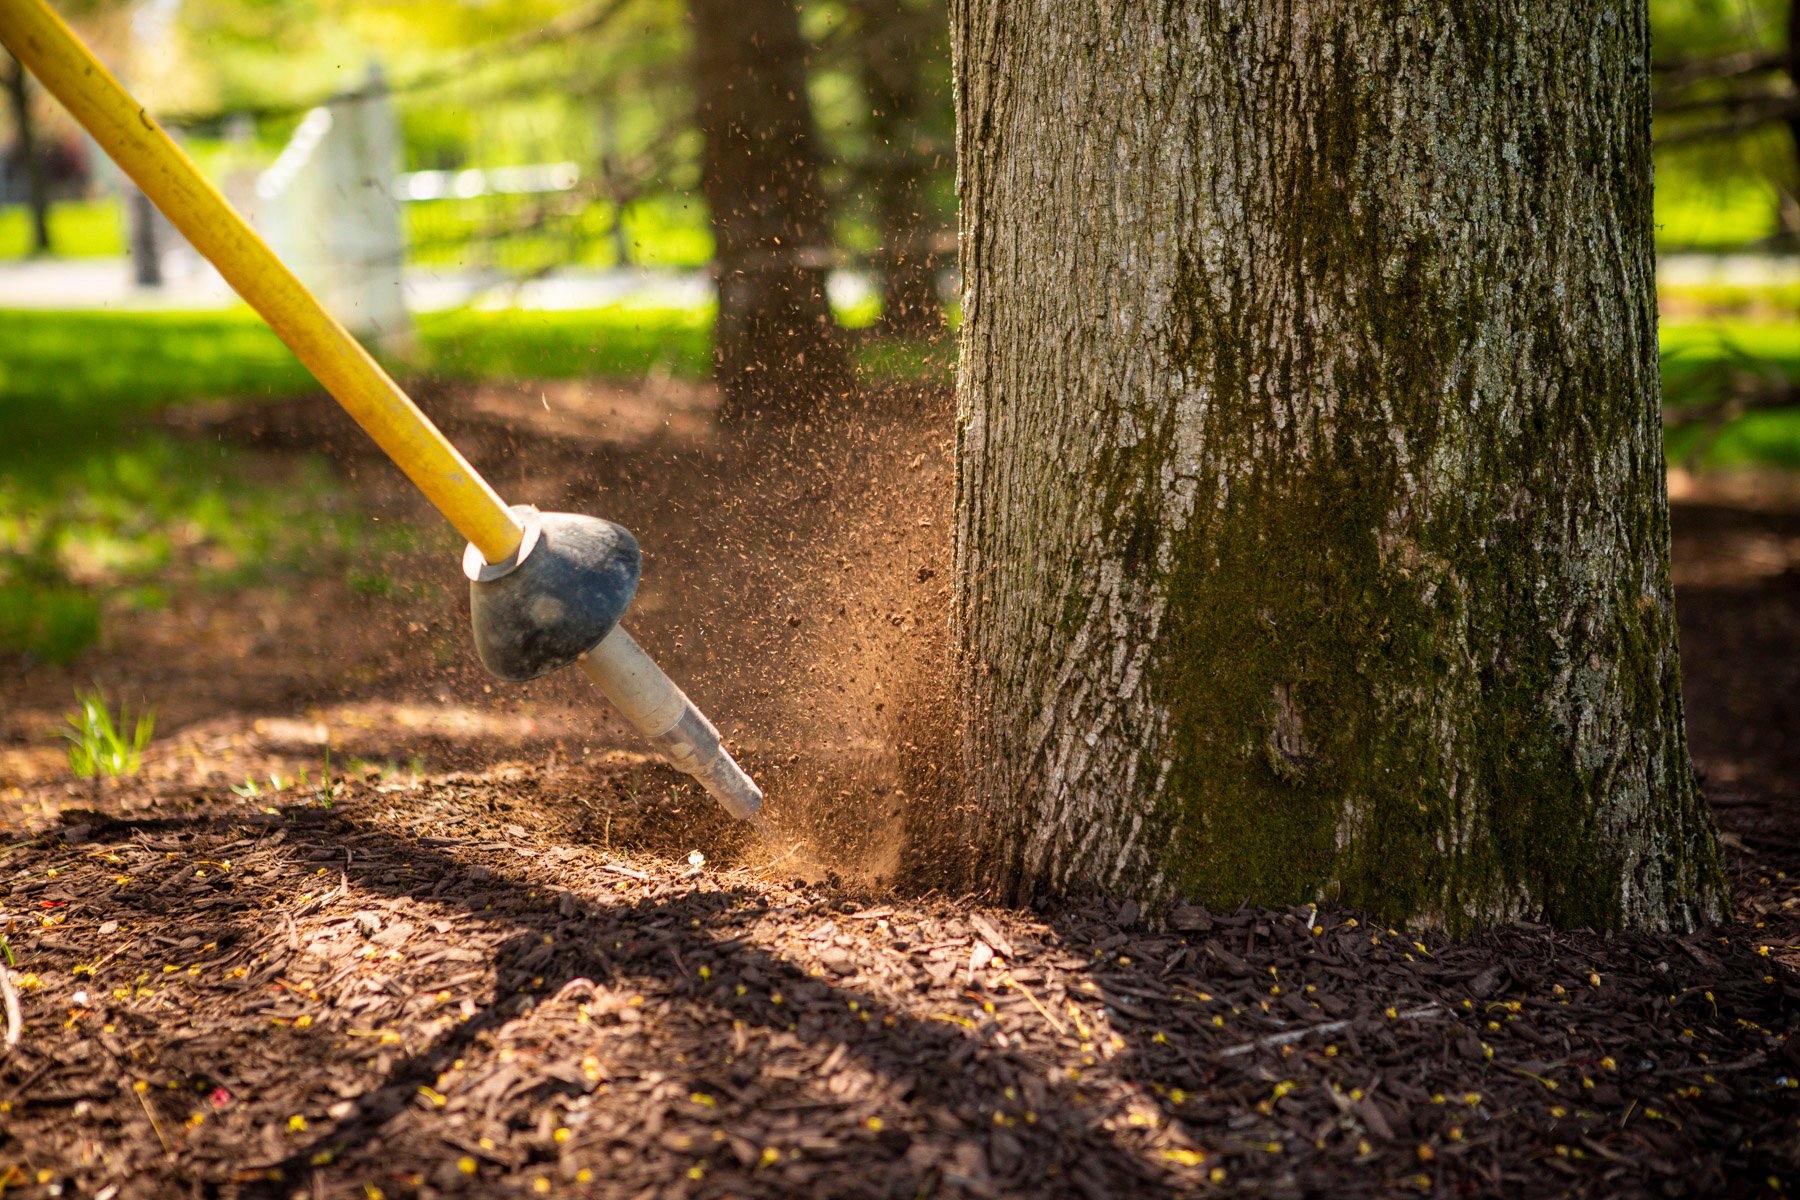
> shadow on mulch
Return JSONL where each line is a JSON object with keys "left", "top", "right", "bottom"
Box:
{"left": 1672, "top": 494, "right": 1800, "bottom": 869}
{"left": 2, "top": 773, "right": 1796, "bottom": 1198}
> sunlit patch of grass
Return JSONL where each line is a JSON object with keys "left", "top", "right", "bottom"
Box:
{"left": 1, "top": 193, "right": 716, "bottom": 269}
{"left": 1652, "top": 165, "right": 1786, "bottom": 251}
{"left": 854, "top": 335, "right": 955, "bottom": 384}
{"left": 0, "top": 309, "right": 314, "bottom": 416}
{"left": 416, "top": 304, "right": 954, "bottom": 385}
{"left": 404, "top": 193, "right": 714, "bottom": 272}
{"left": 1687, "top": 409, "right": 1800, "bottom": 471}
{"left": 836, "top": 293, "right": 882, "bottom": 330}
{"left": 416, "top": 305, "right": 714, "bottom": 380}
{"left": 0, "top": 310, "right": 430, "bottom": 663}
{"left": 1661, "top": 321, "right": 1800, "bottom": 389}
{"left": 0, "top": 199, "right": 127, "bottom": 259}
{"left": 0, "top": 436, "right": 413, "bottom": 662}
{"left": 1659, "top": 281, "right": 1800, "bottom": 317}
{"left": 0, "top": 303, "right": 942, "bottom": 418}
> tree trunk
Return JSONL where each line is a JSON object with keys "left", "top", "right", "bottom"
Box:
{"left": 4, "top": 52, "right": 50, "bottom": 255}
{"left": 856, "top": 0, "right": 944, "bottom": 337}
{"left": 1783, "top": 0, "right": 1800, "bottom": 238}
{"left": 690, "top": 0, "right": 845, "bottom": 417}
{"left": 950, "top": 1, "right": 1727, "bottom": 933}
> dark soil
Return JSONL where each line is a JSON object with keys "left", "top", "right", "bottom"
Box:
{"left": 1, "top": 381, "right": 1797, "bottom": 1198}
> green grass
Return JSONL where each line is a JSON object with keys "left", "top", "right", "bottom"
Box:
{"left": 0, "top": 310, "right": 419, "bottom": 664}
{"left": 3, "top": 194, "right": 713, "bottom": 268}
{"left": 2, "top": 304, "right": 1792, "bottom": 664}
{"left": 1674, "top": 407, "right": 1800, "bottom": 470}
{"left": 1649, "top": 130, "right": 1797, "bottom": 252}
{"left": 1661, "top": 320, "right": 1800, "bottom": 469}
{"left": 1661, "top": 321, "right": 1800, "bottom": 391}
{"left": 0, "top": 581, "right": 100, "bottom": 666}
{"left": 0, "top": 304, "right": 730, "bottom": 663}
{"left": 854, "top": 334, "right": 955, "bottom": 382}
{"left": 1654, "top": 177, "right": 1785, "bottom": 251}
{"left": 419, "top": 306, "right": 713, "bottom": 380}
{"left": 0, "top": 433, "right": 408, "bottom": 663}
{"left": 418, "top": 304, "right": 937, "bottom": 382}
{"left": 406, "top": 194, "right": 714, "bottom": 271}
{"left": 0, "top": 310, "right": 317, "bottom": 446}
{"left": 1659, "top": 281, "right": 1800, "bottom": 316}
{"left": 0, "top": 199, "right": 126, "bottom": 259}
{"left": 0, "top": 305, "right": 719, "bottom": 421}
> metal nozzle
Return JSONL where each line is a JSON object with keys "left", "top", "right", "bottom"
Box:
{"left": 579, "top": 626, "right": 763, "bottom": 820}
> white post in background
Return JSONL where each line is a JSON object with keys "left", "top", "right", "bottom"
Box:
{"left": 127, "top": 188, "right": 163, "bottom": 287}
{"left": 256, "top": 63, "right": 412, "bottom": 350}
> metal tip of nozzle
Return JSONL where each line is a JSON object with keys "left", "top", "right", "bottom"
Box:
{"left": 577, "top": 627, "right": 765, "bottom": 822}
{"left": 690, "top": 744, "right": 764, "bottom": 821}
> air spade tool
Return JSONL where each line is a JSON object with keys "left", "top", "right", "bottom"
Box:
{"left": 0, "top": 0, "right": 763, "bottom": 822}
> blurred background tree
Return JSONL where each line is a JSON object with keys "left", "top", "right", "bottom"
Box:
{"left": 1651, "top": 0, "right": 1800, "bottom": 457}
{"left": 691, "top": 0, "right": 845, "bottom": 415}
{"left": 2, "top": 47, "right": 51, "bottom": 254}
{"left": 1651, "top": 0, "right": 1799, "bottom": 247}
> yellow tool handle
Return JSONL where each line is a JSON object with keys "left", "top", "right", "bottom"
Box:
{"left": 0, "top": 0, "right": 522, "bottom": 565}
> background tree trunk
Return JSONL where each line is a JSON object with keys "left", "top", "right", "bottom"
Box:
{"left": 950, "top": 0, "right": 1728, "bottom": 932}
{"left": 1784, "top": 0, "right": 1800, "bottom": 236}
{"left": 4, "top": 51, "right": 51, "bottom": 255}
{"left": 690, "top": 0, "right": 845, "bottom": 417}
{"left": 854, "top": 0, "right": 944, "bottom": 337}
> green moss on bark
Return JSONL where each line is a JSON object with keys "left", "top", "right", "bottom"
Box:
{"left": 1133, "top": 2, "right": 1720, "bottom": 932}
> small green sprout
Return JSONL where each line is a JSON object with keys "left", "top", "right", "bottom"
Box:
{"left": 232, "top": 771, "right": 298, "bottom": 799}
{"left": 62, "top": 688, "right": 154, "bottom": 779}
{"left": 300, "top": 745, "right": 339, "bottom": 807}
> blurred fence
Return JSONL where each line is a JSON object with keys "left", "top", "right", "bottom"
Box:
{"left": 6, "top": 0, "right": 963, "bottom": 321}
{"left": 397, "top": 161, "right": 611, "bottom": 277}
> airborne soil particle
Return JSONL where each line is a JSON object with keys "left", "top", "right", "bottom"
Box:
{"left": 0, "top": 381, "right": 1796, "bottom": 1197}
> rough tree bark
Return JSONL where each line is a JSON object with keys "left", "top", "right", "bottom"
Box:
{"left": 855, "top": 0, "right": 944, "bottom": 336}
{"left": 690, "top": 0, "right": 845, "bottom": 416}
{"left": 950, "top": 0, "right": 1728, "bottom": 932}
{"left": 4, "top": 51, "right": 51, "bottom": 255}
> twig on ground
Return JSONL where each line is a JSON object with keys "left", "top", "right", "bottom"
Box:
{"left": 1217, "top": 1002, "right": 1445, "bottom": 1059}
{"left": 1003, "top": 973, "right": 1067, "bottom": 1036}
{"left": 134, "top": 1081, "right": 173, "bottom": 1154}
{"left": 1, "top": 966, "right": 21, "bottom": 1051}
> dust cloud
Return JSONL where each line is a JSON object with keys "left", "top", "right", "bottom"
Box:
{"left": 455, "top": 376, "right": 970, "bottom": 890}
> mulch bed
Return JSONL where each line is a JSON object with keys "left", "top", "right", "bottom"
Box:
{"left": 1, "top": 765, "right": 1796, "bottom": 1198}
{"left": 2, "top": 386, "right": 1798, "bottom": 1197}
